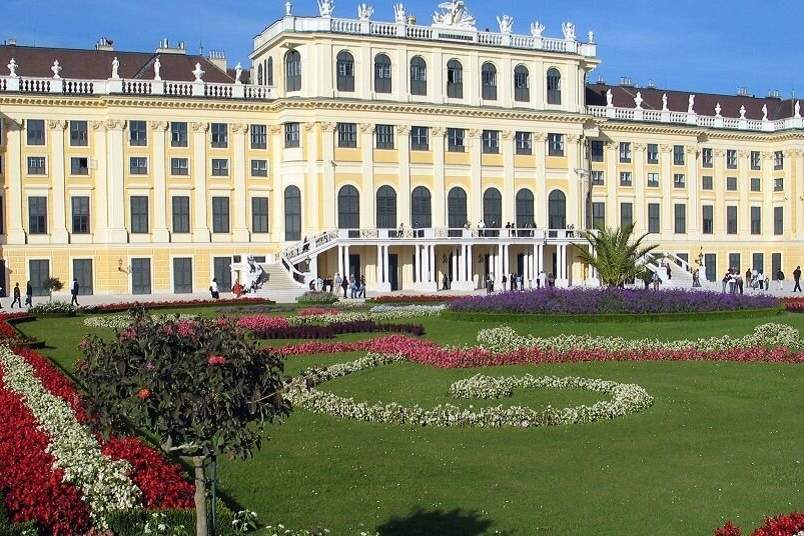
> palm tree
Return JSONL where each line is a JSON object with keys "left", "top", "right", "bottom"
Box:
{"left": 574, "top": 224, "right": 658, "bottom": 288}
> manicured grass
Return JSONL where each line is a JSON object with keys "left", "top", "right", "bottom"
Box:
{"left": 15, "top": 310, "right": 804, "bottom": 535}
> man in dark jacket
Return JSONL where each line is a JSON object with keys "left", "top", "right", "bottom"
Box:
{"left": 25, "top": 281, "right": 33, "bottom": 307}
{"left": 794, "top": 266, "right": 802, "bottom": 292}
{"left": 70, "top": 278, "right": 80, "bottom": 306}
{"left": 10, "top": 283, "right": 21, "bottom": 309}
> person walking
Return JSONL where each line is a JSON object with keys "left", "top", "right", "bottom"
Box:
{"left": 794, "top": 266, "right": 802, "bottom": 292}
{"left": 10, "top": 283, "right": 21, "bottom": 309}
{"left": 25, "top": 281, "right": 33, "bottom": 308}
{"left": 209, "top": 278, "right": 220, "bottom": 299}
{"left": 777, "top": 268, "right": 785, "bottom": 291}
{"left": 70, "top": 278, "right": 80, "bottom": 306}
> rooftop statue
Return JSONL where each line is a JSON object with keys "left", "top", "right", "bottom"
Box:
{"left": 497, "top": 15, "right": 514, "bottom": 34}
{"left": 234, "top": 62, "right": 243, "bottom": 84}
{"left": 357, "top": 3, "right": 374, "bottom": 21}
{"left": 393, "top": 3, "right": 406, "bottom": 24}
{"left": 6, "top": 58, "right": 17, "bottom": 78}
{"left": 192, "top": 62, "right": 205, "bottom": 82}
{"left": 530, "top": 21, "right": 545, "bottom": 38}
{"left": 662, "top": 93, "right": 668, "bottom": 111}
{"left": 687, "top": 94, "right": 695, "bottom": 114}
{"left": 432, "top": 1, "right": 476, "bottom": 29}
{"left": 739, "top": 105, "right": 746, "bottom": 119}
{"left": 318, "top": 0, "right": 334, "bottom": 17}
{"left": 51, "top": 60, "right": 62, "bottom": 79}
{"left": 561, "top": 21, "right": 576, "bottom": 41}
{"left": 795, "top": 100, "right": 801, "bottom": 119}
{"left": 153, "top": 57, "right": 161, "bottom": 81}
{"left": 715, "top": 102, "right": 721, "bottom": 117}
{"left": 606, "top": 88, "right": 613, "bottom": 107}
{"left": 111, "top": 57, "right": 120, "bottom": 80}
{"left": 762, "top": 104, "right": 768, "bottom": 121}
{"left": 634, "top": 91, "right": 643, "bottom": 109}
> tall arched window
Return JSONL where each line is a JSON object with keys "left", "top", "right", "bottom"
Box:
{"left": 546, "top": 67, "right": 561, "bottom": 105}
{"left": 266, "top": 57, "right": 274, "bottom": 85}
{"left": 446, "top": 59, "right": 463, "bottom": 99}
{"left": 447, "top": 187, "right": 467, "bottom": 236}
{"left": 516, "top": 189, "right": 535, "bottom": 227}
{"left": 284, "top": 185, "right": 302, "bottom": 241}
{"left": 336, "top": 51, "right": 354, "bottom": 92}
{"left": 548, "top": 190, "right": 566, "bottom": 229}
{"left": 483, "top": 188, "right": 502, "bottom": 229}
{"left": 257, "top": 64, "right": 264, "bottom": 86}
{"left": 285, "top": 50, "right": 301, "bottom": 92}
{"left": 374, "top": 53, "right": 392, "bottom": 94}
{"left": 481, "top": 62, "right": 497, "bottom": 101}
{"left": 411, "top": 186, "right": 432, "bottom": 229}
{"left": 410, "top": 56, "right": 427, "bottom": 96}
{"left": 514, "top": 65, "right": 530, "bottom": 102}
{"left": 376, "top": 185, "right": 397, "bottom": 229}
{"left": 337, "top": 185, "right": 360, "bottom": 229}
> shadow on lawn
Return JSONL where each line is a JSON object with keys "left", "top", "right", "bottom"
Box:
{"left": 376, "top": 506, "right": 511, "bottom": 536}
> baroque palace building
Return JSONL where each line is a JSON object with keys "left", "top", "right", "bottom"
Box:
{"left": 0, "top": 0, "right": 802, "bottom": 296}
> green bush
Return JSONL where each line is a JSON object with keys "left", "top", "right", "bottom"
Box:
{"left": 108, "top": 505, "right": 237, "bottom": 536}
{"left": 296, "top": 291, "right": 339, "bottom": 305}
{"left": 29, "top": 301, "right": 77, "bottom": 316}
{"left": 0, "top": 493, "right": 38, "bottom": 535}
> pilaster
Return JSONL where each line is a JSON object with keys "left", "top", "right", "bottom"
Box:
{"left": 105, "top": 119, "right": 128, "bottom": 243}
{"left": 360, "top": 123, "right": 375, "bottom": 228}
{"left": 90, "top": 121, "right": 108, "bottom": 242}
{"left": 47, "top": 120, "right": 69, "bottom": 243}
{"left": 231, "top": 123, "right": 250, "bottom": 242}
{"left": 396, "top": 125, "right": 411, "bottom": 226}
{"left": 501, "top": 129, "right": 515, "bottom": 225}
{"left": 5, "top": 119, "right": 25, "bottom": 244}
{"left": 149, "top": 121, "right": 170, "bottom": 242}
{"left": 321, "top": 122, "right": 337, "bottom": 229}
{"left": 191, "top": 122, "right": 210, "bottom": 242}
{"left": 467, "top": 129, "right": 482, "bottom": 222}
{"left": 432, "top": 127, "right": 446, "bottom": 227}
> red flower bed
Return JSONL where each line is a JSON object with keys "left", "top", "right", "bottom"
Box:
{"left": 366, "top": 294, "right": 460, "bottom": 304}
{"left": 0, "top": 312, "right": 35, "bottom": 344}
{"left": 236, "top": 314, "right": 291, "bottom": 334}
{"left": 297, "top": 307, "right": 342, "bottom": 317}
{"left": 715, "top": 513, "right": 804, "bottom": 536}
{"left": 81, "top": 297, "right": 274, "bottom": 314}
{"left": 782, "top": 298, "right": 804, "bottom": 313}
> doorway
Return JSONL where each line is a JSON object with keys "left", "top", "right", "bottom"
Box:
{"left": 348, "top": 254, "right": 361, "bottom": 280}
{"left": 388, "top": 254, "right": 399, "bottom": 291}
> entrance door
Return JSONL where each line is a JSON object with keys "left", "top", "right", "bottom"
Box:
{"left": 551, "top": 252, "right": 557, "bottom": 279}
{"left": 72, "top": 259, "right": 93, "bottom": 295}
{"left": 483, "top": 254, "right": 490, "bottom": 278}
{"left": 29, "top": 259, "right": 50, "bottom": 296}
{"left": 348, "top": 254, "right": 360, "bottom": 279}
{"left": 0, "top": 260, "right": 6, "bottom": 297}
{"left": 131, "top": 258, "right": 152, "bottom": 295}
{"left": 173, "top": 257, "right": 193, "bottom": 294}
{"left": 516, "top": 253, "right": 525, "bottom": 279}
{"left": 213, "top": 257, "right": 232, "bottom": 292}
{"left": 388, "top": 254, "right": 399, "bottom": 291}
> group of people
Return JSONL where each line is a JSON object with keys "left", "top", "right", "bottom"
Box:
{"left": 1, "top": 278, "right": 82, "bottom": 309}
{"left": 482, "top": 271, "right": 555, "bottom": 293}
{"left": 719, "top": 267, "right": 797, "bottom": 294}
{"left": 308, "top": 273, "right": 367, "bottom": 299}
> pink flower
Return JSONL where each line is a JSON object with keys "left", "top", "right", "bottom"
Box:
{"left": 207, "top": 354, "right": 227, "bottom": 366}
{"left": 136, "top": 388, "right": 151, "bottom": 400}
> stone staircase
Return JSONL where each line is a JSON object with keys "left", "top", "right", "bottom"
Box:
{"left": 253, "top": 263, "right": 308, "bottom": 303}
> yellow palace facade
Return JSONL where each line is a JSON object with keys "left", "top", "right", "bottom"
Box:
{"left": 0, "top": 0, "right": 802, "bottom": 297}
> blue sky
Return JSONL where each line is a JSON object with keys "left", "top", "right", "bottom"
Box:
{"left": 2, "top": 0, "right": 802, "bottom": 97}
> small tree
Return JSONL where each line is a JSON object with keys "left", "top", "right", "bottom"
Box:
{"left": 46, "top": 277, "right": 63, "bottom": 302}
{"left": 76, "top": 307, "right": 291, "bottom": 535}
{"left": 574, "top": 225, "right": 658, "bottom": 288}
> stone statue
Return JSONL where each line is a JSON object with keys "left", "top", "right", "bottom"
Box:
{"left": 530, "top": 21, "right": 545, "bottom": 38}
{"left": 51, "top": 60, "right": 62, "bottom": 79}
{"left": 562, "top": 21, "right": 576, "bottom": 41}
{"left": 234, "top": 62, "right": 243, "bottom": 84}
{"left": 588, "top": 31, "right": 595, "bottom": 44}
{"left": 393, "top": 3, "right": 406, "bottom": 24}
{"left": 153, "top": 57, "right": 161, "bottom": 81}
{"left": 634, "top": 91, "right": 643, "bottom": 109}
{"left": 606, "top": 88, "right": 613, "bottom": 107}
{"left": 739, "top": 105, "right": 746, "bottom": 119}
{"left": 6, "top": 58, "right": 18, "bottom": 78}
{"left": 762, "top": 104, "right": 768, "bottom": 121}
{"left": 357, "top": 3, "right": 374, "bottom": 21}
{"left": 192, "top": 62, "right": 205, "bottom": 82}
{"left": 285, "top": 1, "right": 292, "bottom": 16}
{"left": 795, "top": 100, "right": 801, "bottom": 119}
{"left": 317, "top": 0, "right": 334, "bottom": 17}
{"left": 714, "top": 102, "right": 721, "bottom": 117}
{"left": 687, "top": 94, "right": 695, "bottom": 114}
{"left": 432, "top": 1, "right": 476, "bottom": 29}
{"left": 497, "top": 15, "right": 514, "bottom": 34}
{"left": 661, "top": 93, "right": 668, "bottom": 111}
{"left": 111, "top": 57, "right": 120, "bottom": 79}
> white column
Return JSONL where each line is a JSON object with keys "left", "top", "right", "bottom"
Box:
{"left": 337, "top": 245, "right": 344, "bottom": 277}
{"left": 451, "top": 247, "right": 458, "bottom": 282}
{"left": 191, "top": 122, "right": 210, "bottom": 242}
{"left": 537, "top": 243, "right": 544, "bottom": 275}
{"left": 321, "top": 123, "right": 337, "bottom": 229}
{"left": 47, "top": 120, "right": 69, "bottom": 243}
{"left": 397, "top": 126, "right": 411, "bottom": 226}
{"left": 231, "top": 123, "right": 250, "bottom": 242}
{"left": 150, "top": 121, "right": 170, "bottom": 242}
{"left": 495, "top": 243, "right": 503, "bottom": 287}
{"left": 5, "top": 120, "right": 25, "bottom": 244}
{"left": 383, "top": 245, "right": 389, "bottom": 282}
{"left": 106, "top": 120, "right": 128, "bottom": 243}
{"left": 376, "top": 244, "right": 383, "bottom": 284}
{"left": 557, "top": 244, "right": 569, "bottom": 287}
{"left": 458, "top": 244, "right": 466, "bottom": 282}
{"left": 414, "top": 243, "right": 421, "bottom": 284}
{"left": 466, "top": 244, "right": 474, "bottom": 288}
{"left": 344, "top": 245, "right": 351, "bottom": 278}
{"left": 428, "top": 245, "right": 436, "bottom": 283}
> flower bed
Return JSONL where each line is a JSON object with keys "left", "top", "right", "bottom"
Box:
{"left": 249, "top": 319, "right": 425, "bottom": 340}
{"left": 448, "top": 288, "right": 781, "bottom": 316}
{"left": 84, "top": 313, "right": 197, "bottom": 330}
{"left": 290, "top": 304, "right": 445, "bottom": 325}
{"left": 0, "top": 313, "right": 37, "bottom": 346}
{"left": 782, "top": 297, "right": 804, "bottom": 313}
{"left": 366, "top": 294, "right": 461, "bottom": 304}
{"left": 79, "top": 297, "right": 274, "bottom": 314}
{"left": 714, "top": 512, "right": 804, "bottom": 535}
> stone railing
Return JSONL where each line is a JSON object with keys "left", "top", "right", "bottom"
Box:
{"left": 588, "top": 104, "right": 804, "bottom": 133}
{"left": 255, "top": 15, "right": 597, "bottom": 58}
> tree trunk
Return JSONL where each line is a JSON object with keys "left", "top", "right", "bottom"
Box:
{"left": 193, "top": 456, "right": 208, "bottom": 536}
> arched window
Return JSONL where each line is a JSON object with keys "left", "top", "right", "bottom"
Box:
{"left": 257, "top": 64, "right": 264, "bottom": 86}
{"left": 337, "top": 185, "right": 360, "bottom": 229}
{"left": 514, "top": 65, "right": 530, "bottom": 102}
{"left": 374, "top": 53, "right": 392, "bottom": 94}
{"left": 548, "top": 190, "right": 566, "bottom": 229}
{"left": 516, "top": 189, "right": 535, "bottom": 227}
{"left": 411, "top": 186, "right": 432, "bottom": 229}
{"left": 547, "top": 67, "right": 561, "bottom": 105}
{"left": 285, "top": 50, "right": 301, "bottom": 92}
{"left": 336, "top": 51, "right": 354, "bottom": 92}
{"left": 481, "top": 62, "right": 497, "bottom": 101}
{"left": 483, "top": 188, "right": 502, "bottom": 230}
{"left": 376, "top": 185, "right": 397, "bottom": 229}
{"left": 284, "top": 185, "right": 302, "bottom": 241}
{"left": 446, "top": 59, "right": 463, "bottom": 99}
{"left": 266, "top": 57, "right": 274, "bottom": 86}
{"left": 410, "top": 56, "right": 427, "bottom": 96}
{"left": 447, "top": 187, "right": 467, "bottom": 236}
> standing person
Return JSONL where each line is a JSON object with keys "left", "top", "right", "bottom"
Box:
{"left": 10, "top": 283, "right": 21, "bottom": 309}
{"left": 341, "top": 274, "right": 349, "bottom": 298}
{"left": 501, "top": 274, "right": 507, "bottom": 291}
{"left": 210, "top": 278, "right": 220, "bottom": 299}
{"left": 652, "top": 271, "right": 660, "bottom": 290}
{"left": 70, "top": 278, "right": 80, "bottom": 306}
{"left": 359, "top": 275, "right": 366, "bottom": 298}
{"left": 794, "top": 266, "right": 802, "bottom": 292}
{"left": 692, "top": 269, "right": 701, "bottom": 288}
{"left": 665, "top": 262, "right": 672, "bottom": 280}
{"left": 737, "top": 274, "right": 744, "bottom": 295}
{"left": 538, "top": 270, "right": 547, "bottom": 289}
{"left": 334, "top": 273, "right": 342, "bottom": 295}
{"left": 721, "top": 271, "right": 730, "bottom": 293}
{"left": 25, "top": 281, "right": 33, "bottom": 308}
{"left": 777, "top": 268, "right": 785, "bottom": 291}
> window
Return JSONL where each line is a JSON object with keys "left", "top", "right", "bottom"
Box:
{"left": 546, "top": 68, "right": 561, "bottom": 104}
{"left": 28, "top": 156, "right": 46, "bottom": 175}
{"left": 750, "top": 178, "right": 761, "bottom": 192}
{"left": 210, "top": 123, "right": 228, "bottom": 148}
{"left": 774, "top": 177, "right": 784, "bottom": 191}
{"left": 130, "top": 196, "right": 148, "bottom": 233}
{"left": 337, "top": 123, "right": 357, "bottom": 148}
{"left": 646, "top": 143, "right": 659, "bottom": 164}
{"left": 129, "top": 157, "right": 148, "bottom": 175}
{"left": 411, "top": 126, "right": 429, "bottom": 151}
{"left": 648, "top": 203, "right": 660, "bottom": 233}
{"left": 705, "top": 253, "right": 717, "bottom": 282}
{"left": 702, "top": 176, "right": 713, "bottom": 190}
{"left": 173, "top": 257, "right": 192, "bottom": 294}
{"left": 284, "top": 123, "right": 300, "bottom": 148}
{"left": 410, "top": 56, "right": 427, "bottom": 96}
{"left": 27, "top": 119, "right": 45, "bottom": 145}
{"left": 374, "top": 54, "right": 392, "bottom": 93}
{"left": 548, "top": 190, "right": 566, "bottom": 229}
{"left": 591, "top": 202, "right": 605, "bottom": 229}
{"left": 591, "top": 171, "right": 604, "bottom": 186}
{"left": 446, "top": 59, "right": 463, "bottom": 98}
{"left": 750, "top": 206, "right": 761, "bottom": 235}
{"left": 29, "top": 260, "right": 50, "bottom": 297}
{"left": 726, "top": 205, "right": 737, "bottom": 234}
{"left": 171, "top": 122, "right": 188, "bottom": 147}
{"left": 252, "top": 197, "right": 269, "bottom": 233}
{"left": 753, "top": 253, "right": 764, "bottom": 274}
{"left": 412, "top": 186, "right": 432, "bottom": 229}
{"left": 774, "top": 206, "right": 784, "bottom": 235}
{"left": 257, "top": 64, "right": 263, "bottom": 85}
{"left": 726, "top": 149, "right": 737, "bottom": 169}
{"left": 483, "top": 188, "right": 502, "bottom": 228}
{"left": 750, "top": 151, "right": 761, "bottom": 170}
{"left": 702, "top": 148, "right": 713, "bottom": 168}
{"left": 171, "top": 157, "right": 189, "bottom": 176}
{"left": 337, "top": 185, "right": 360, "bottom": 229}
{"left": 250, "top": 124, "right": 267, "bottom": 149}
{"left": 482, "top": 130, "right": 499, "bottom": 154}
{"left": 513, "top": 65, "right": 530, "bottom": 102}
{"left": 375, "top": 185, "right": 397, "bottom": 229}
{"left": 774, "top": 151, "right": 784, "bottom": 170}
{"left": 547, "top": 133, "right": 564, "bottom": 156}
{"left": 673, "top": 145, "right": 685, "bottom": 166}
{"left": 590, "top": 140, "right": 604, "bottom": 162}
{"left": 172, "top": 196, "right": 190, "bottom": 233}
{"left": 702, "top": 205, "right": 713, "bottom": 234}
{"left": 447, "top": 187, "right": 467, "bottom": 233}
{"left": 729, "top": 253, "right": 741, "bottom": 272}
{"left": 212, "top": 197, "right": 230, "bottom": 233}
{"left": 772, "top": 252, "right": 782, "bottom": 281}
{"left": 285, "top": 50, "right": 301, "bottom": 92}
{"left": 266, "top": 57, "right": 274, "bottom": 85}
{"left": 619, "top": 172, "right": 632, "bottom": 187}
{"left": 515, "top": 132, "right": 532, "bottom": 155}
{"left": 726, "top": 177, "right": 737, "bottom": 191}
{"left": 447, "top": 128, "right": 464, "bottom": 152}
{"left": 674, "top": 203, "right": 686, "bottom": 234}
{"left": 211, "top": 158, "right": 229, "bottom": 176}
{"left": 251, "top": 159, "right": 267, "bottom": 177}
{"left": 375, "top": 125, "right": 394, "bottom": 149}
{"left": 28, "top": 197, "right": 47, "bottom": 234}
{"left": 129, "top": 120, "right": 147, "bottom": 146}
{"left": 515, "top": 189, "right": 534, "bottom": 227}
{"left": 70, "top": 157, "right": 89, "bottom": 175}
{"left": 71, "top": 196, "right": 90, "bottom": 234}
{"left": 336, "top": 51, "right": 355, "bottom": 92}
{"left": 647, "top": 173, "right": 659, "bottom": 187}
{"left": 620, "top": 202, "right": 633, "bottom": 228}
{"left": 673, "top": 173, "right": 685, "bottom": 188}
{"left": 69, "top": 120, "right": 88, "bottom": 146}
{"left": 619, "top": 142, "right": 631, "bottom": 163}
{"left": 481, "top": 62, "right": 497, "bottom": 101}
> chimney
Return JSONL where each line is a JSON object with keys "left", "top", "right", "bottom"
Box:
{"left": 596, "top": 74, "right": 605, "bottom": 84}
{"left": 207, "top": 50, "right": 227, "bottom": 71}
{"left": 156, "top": 38, "right": 187, "bottom": 55}
{"left": 737, "top": 87, "right": 749, "bottom": 97}
{"left": 620, "top": 76, "right": 633, "bottom": 87}
{"left": 5, "top": 38, "right": 17, "bottom": 46}
{"left": 646, "top": 79, "right": 656, "bottom": 89}
{"left": 768, "top": 89, "right": 781, "bottom": 98}
{"left": 94, "top": 37, "right": 114, "bottom": 51}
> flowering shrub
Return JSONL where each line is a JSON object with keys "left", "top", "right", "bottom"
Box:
{"left": 783, "top": 297, "right": 804, "bottom": 313}
{"left": 29, "top": 301, "right": 79, "bottom": 315}
{"left": 84, "top": 313, "right": 197, "bottom": 330}
{"left": 714, "top": 513, "right": 804, "bottom": 536}
{"left": 449, "top": 288, "right": 780, "bottom": 315}
{"left": 289, "top": 305, "right": 445, "bottom": 325}
{"left": 714, "top": 521, "right": 743, "bottom": 536}
{"left": 297, "top": 307, "right": 342, "bottom": 317}
{"left": 79, "top": 297, "right": 273, "bottom": 314}
{"left": 235, "top": 314, "right": 291, "bottom": 334}
{"left": 296, "top": 291, "right": 339, "bottom": 305}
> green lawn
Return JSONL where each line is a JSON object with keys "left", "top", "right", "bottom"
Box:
{"left": 17, "top": 310, "right": 804, "bottom": 535}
